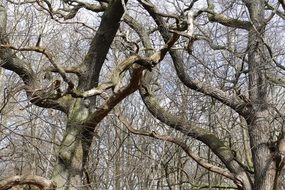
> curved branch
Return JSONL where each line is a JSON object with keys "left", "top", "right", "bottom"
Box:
{"left": 266, "top": 2, "right": 285, "bottom": 20}
{"left": 0, "top": 175, "right": 56, "bottom": 190}
{"left": 0, "top": 4, "right": 66, "bottom": 112}
{"left": 139, "top": 83, "right": 250, "bottom": 189}
{"left": 0, "top": 44, "right": 75, "bottom": 91}
{"left": 123, "top": 14, "right": 153, "bottom": 56}
{"left": 206, "top": 10, "right": 251, "bottom": 30}
{"left": 173, "top": 55, "right": 252, "bottom": 117}
{"left": 137, "top": 1, "right": 252, "bottom": 189}
{"left": 86, "top": 33, "right": 180, "bottom": 125}
{"left": 205, "top": 1, "right": 251, "bottom": 30}
{"left": 139, "top": 0, "right": 252, "bottom": 119}
{"left": 114, "top": 108, "right": 237, "bottom": 182}
{"left": 35, "top": 0, "right": 107, "bottom": 20}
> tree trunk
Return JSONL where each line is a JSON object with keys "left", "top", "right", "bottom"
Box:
{"left": 51, "top": 0, "right": 127, "bottom": 188}
{"left": 246, "top": 0, "right": 277, "bottom": 189}
{"left": 52, "top": 100, "right": 92, "bottom": 190}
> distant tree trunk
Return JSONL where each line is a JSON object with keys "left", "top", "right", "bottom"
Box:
{"left": 114, "top": 126, "right": 121, "bottom": 190}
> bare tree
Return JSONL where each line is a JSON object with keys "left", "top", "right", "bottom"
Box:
{"left": 0, "top": 0, "right": 285, "bottom": 190}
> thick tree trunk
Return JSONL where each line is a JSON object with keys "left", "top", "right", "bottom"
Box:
{"left": 52, "top": 100, "right": 91, "bottom": 190}
{"left": 51, "top": 1, "right": 127, "bottom": 189}
{"left": 246, "top": 0, "right": 277, "bottom": 189}
{"left": 248, "top": 111, "right": 276, "bottom": 190}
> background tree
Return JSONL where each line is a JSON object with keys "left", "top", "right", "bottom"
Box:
{"left": 0, "top": 0, "right": 285, "bottom": 190}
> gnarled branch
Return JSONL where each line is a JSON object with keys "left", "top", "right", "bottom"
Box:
{"left": 0, "top": 175, "right": 56, "bottom": 190}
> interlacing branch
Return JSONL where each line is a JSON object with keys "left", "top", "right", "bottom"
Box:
{"left": 0, "top": 18, "right": 180, "bottom": 114}
{"left": 0, "top": 44, "right": 75, "bottom": 91}
{"left": 64, "top": 32, "right": 179, "bottom": 98}
{"left": 114, "top": 107, "right": 243, "bottom": 184}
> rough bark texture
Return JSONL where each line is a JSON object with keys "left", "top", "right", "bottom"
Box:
{"left": 1, "top": 0, "right": 284, "bottom": 189}
{"left": 0, "top": 175, "right": 56, "bottom": 190}
{"left": 245, "top": 1, "right": 277, "bottom": 189}
{"left": 51, "top": 1, "right": 127, "bottom": 188}
{"left": 51, "top": 101, "right": 89, "bottom": 190}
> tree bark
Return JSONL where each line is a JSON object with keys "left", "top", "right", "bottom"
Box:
{"left": 51, "top": 100, "right": 89, "bottom": 190}
{"left": 51, "top": 1, "right": 127, "bottom": 189}
{"left": 138, "top": 1, "right": 252, "bottom": 189}
{"left": 245, "top": 0, "right": 277, "bottom": 189}
{"left": 0, "top": 175, "right": 56, "bottom": 190}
